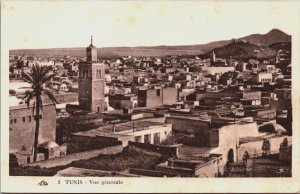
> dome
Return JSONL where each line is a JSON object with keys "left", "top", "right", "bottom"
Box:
{"left": 40, "top": 140, "right": 59, "bottom": 149}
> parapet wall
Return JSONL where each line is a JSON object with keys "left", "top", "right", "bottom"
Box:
{"left": 128, "top": 141, "right": 180, "bottom": 157}
{"left": 54, "top": 93, "right": 78, "bottom": 104}
{"left": 237, "top": 136, "right": 292, "bottom": 161}
{"left": 72, "top": 134, "right": 120, "bottom": 146}
{"left": 25, "top": 144, "right": 123, "bottom": 168}
{"left": 184, "top": 130, "right": 219, "bottom": 147}
{"left": 165, "top": 116, "right": 210, "bottom": 134}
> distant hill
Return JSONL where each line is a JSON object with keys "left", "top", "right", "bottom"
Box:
{"left": 204, "top": 41, "right": 277, "bottom": 60}
{"left": 9, "top": 40, "right": 231, "bottom": 58}
{"left": 9, "top": 28, "right": 290, "bottom": 57}
{"left": 238, "top": 29, "right": 291, "bottom": 46}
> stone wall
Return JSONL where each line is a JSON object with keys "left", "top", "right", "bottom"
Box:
{"left": 9, "top": 104, "right": 56, "bottom": 153}
{"left": 154, "top": 154, "right": 224, "bottom": 177}
{"left": 129, "top": 168, "right": 179, "bottom": 177}
{"left": 194, "top": 155, "right": 224, "bottom": 177}
{"left": 212, "top": 122, "right": 259, "bottom": 164}
{"left": 162, "top": 87, "right": 178, "bottom": 105}
{"left": 128, "top": 141, "right": 180, "bottom": 157}
{"left": 146, "top": 89, "right": 162, "bottom": 107}
{"left": 243, "top": 91, "right": 261, "bottom": 100}
{"left": 247, "top": 109, "right": 276, "bottom": 119}
{"left": 155, "top": 162, "right": 194, "bottom": 176}
{"left": 54, "top": 92, "right": 78, "bottom": 104}
{"left": 275, "top": 89, "right": 291, "bottom": 100}
{"left": 237, "top": 136, "right": 292, "bottom": 161}
{"left": 25, "top": 144, "right": 123, "bottom": 168}
{"left": 109, "top": 97, "right": 135, "bottom": 109}
{"left": 131, "top": 113, "right": 144, "bottom": 120}
{"left": 184, "top": 129, "right": 219, "bottom": 147}
{"left": 71, "top": 134, "right": 121, "bottom": 148}
{"left": 270, "top": 99, "right": 292, "bottom": 111}
{"left": 165, "top": 116, "right": 210, "bottom": 134}
{"left": 146, "top": 88, "right": 178, "bottom": 107}
{"left": 143, "top": 116, "right": 166, "bottom": 123}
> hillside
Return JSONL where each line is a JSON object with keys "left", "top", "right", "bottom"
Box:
{"left": 268, "top": 42, "right": 291, "bottom": 52}
{"left": 205, "top": 41, "right": 277, "bottom": 60}
{"left": 239, "top": 29, "right": 291, "bottom": 46}
{"left": 9, "top": 28, "right": 290, "bottom": 57}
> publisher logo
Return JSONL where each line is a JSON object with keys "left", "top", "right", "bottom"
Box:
{"left": 38, "top": 180, "right": 48, "bottom": 186}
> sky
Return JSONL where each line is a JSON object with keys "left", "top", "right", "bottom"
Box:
{"left": 2, "top": 0, "right": 300, "bottom": 49}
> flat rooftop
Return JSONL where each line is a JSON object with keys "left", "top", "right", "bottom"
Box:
{"left": 166, "top": 115, "right": 211, "bottom": 122}
{"left": 176, "top": 154, "right": 222, "bottom": 164}
{"left": 178, "top": 145, "right": 218, "bottom": 158}
{"left": 73, "top": 120, "right": 171, "bottom": 137}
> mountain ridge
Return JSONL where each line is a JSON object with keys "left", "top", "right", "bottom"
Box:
{"left": 238, "top": 28, "right": 291, "bottom": 46}
{"left": 204, "top": 41, "right": 277, "bottom": 60}
{"left": 9, "top": 29, "right": 291, "bottom": 57}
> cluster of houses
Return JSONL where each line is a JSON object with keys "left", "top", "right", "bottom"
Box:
{"left": 9, "top": 39, "right": 292, "bottom": 177}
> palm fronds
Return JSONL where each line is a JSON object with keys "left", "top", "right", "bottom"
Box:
{"left": 20, "top": 64, "right": 58, "bottom": 162}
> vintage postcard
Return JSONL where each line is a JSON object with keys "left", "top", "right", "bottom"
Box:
{"left": 1, "top": 0, "right": 300, "bottom": 193}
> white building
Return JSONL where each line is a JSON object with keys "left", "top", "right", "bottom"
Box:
{"left": 72, "top": 120, "right": 172, "bottom": 147}
{"left": 252, "top": 72, "right": 272, "bottom": 83}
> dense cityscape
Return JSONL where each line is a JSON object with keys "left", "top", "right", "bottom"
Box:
{"left": 9, "top": 29, "right": 292, "bottom": 177}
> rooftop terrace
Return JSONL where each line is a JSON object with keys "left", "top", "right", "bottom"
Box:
{"left": 73, "top": 120, "right": 171, "bottom": 138}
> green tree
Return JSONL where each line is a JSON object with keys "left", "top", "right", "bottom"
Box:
{"left": 22, "top": 64, "right": 57, "bottom": 162}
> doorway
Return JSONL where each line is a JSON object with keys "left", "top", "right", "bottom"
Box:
{"left": 227, "top": 149, "right": 234, "bottom": 163}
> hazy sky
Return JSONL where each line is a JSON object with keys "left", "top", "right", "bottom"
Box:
{"left": 2, "top": 1, "right": 299, "bottom": 49}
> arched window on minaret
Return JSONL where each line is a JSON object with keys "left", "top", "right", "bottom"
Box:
{"left": 96, "top": 69, "right": 101, "bottom": 78}
{"left": 83, "top": 69, "right": 88, "bottom": 78}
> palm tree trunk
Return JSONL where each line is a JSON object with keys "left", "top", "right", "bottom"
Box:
{"left": 33, "top": 96, "right": 40, "bottom": 162}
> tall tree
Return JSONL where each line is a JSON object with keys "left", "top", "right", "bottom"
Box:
{"left": 22, "top": 64, "right": 57, "bottom": 162}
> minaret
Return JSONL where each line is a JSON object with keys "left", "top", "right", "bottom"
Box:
{"left": 78, "top": 37, "right": 106, "bottom": 113}
{"left": 212, "top": 50, "right": 216, "bottom": 62}
{"left": 86, "top": 36, "right": 97, "bottom": 62}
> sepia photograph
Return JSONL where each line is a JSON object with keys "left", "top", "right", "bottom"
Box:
{"left": 1, "top": 0, "right": 300, "bottom": 193}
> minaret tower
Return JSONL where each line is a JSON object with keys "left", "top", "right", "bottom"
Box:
{"left": 78, "top": 36, "right": 106, "bottom": 113}
{"left": 86, "top": 36, "right": 97, "bottom": 62}
{"left": 212, "top": 50, "right": 216, "bottom": 62}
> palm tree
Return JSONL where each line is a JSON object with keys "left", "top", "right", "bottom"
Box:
{"left": 22, "top": 64, "right": 57, "bottom": 162}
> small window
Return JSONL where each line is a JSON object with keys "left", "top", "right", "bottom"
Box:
{"left": 23, "top": 117, "right": 26, "bottom": 122}
{"left": 96, "top": 69, "right": 101, "bottom": 78}
{"left": 10, "top": 119, "right": 13, "bottom": 125}
{"left": 135, "top": 136, "right": 141, "bottom": 143}
{"left": 28, "top": 116, "right": 31, "bottom": 122}
{"left": 144, "top": 134, "right": 151, "bottom": 144}
{"left": 14, "top": 119, "right": 17, "bottom": 123}
{"left": 83, "top": 69, "right": 88, "bottom": 78}
{"left": 156, "top": 89, "right": 161, "bottom": 96}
